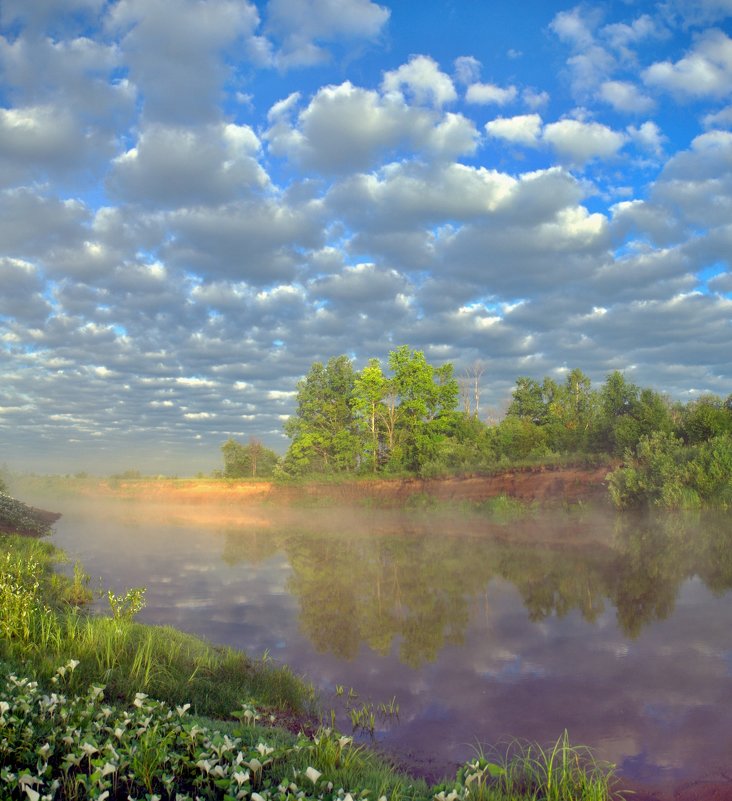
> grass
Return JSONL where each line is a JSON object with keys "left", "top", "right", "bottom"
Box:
{"left": 0, "top": 533, "right": 314, "bottom": 719}
{"left": 1, "top": 526, "right": 626, "bottom": 801}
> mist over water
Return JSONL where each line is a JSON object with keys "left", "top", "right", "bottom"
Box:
{"left": 24, "top": 492, "right": 732, "bottom": 799}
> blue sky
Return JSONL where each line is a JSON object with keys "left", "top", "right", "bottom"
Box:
{"left": 1, "top": 0, "right": 732, "bottom": 474}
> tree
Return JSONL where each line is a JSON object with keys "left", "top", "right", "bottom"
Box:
{"left": 506, "top": 377, "right": 547, "bottom": 424}
{"left": 459, "top": 361, "right": 486, "bottom": 418}
{"left": 351, "top": 358, "right": 388, "bottom": 472}
{"left": 386, "top": 346, "right": 459, "bottom": 472}
{"left": 221, "top": 437, "right": 278, "bottom": 478}
{"left": 546, "top": 368, "right": 598, "bottom": 452}
{"left": 283, "top": 355, "right": 360, "bottom": 474}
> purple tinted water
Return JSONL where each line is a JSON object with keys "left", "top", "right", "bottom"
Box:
{"left": 40, "top": 498, "right": 732, "bottom": 800}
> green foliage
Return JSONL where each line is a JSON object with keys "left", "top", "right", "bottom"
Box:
{"left": 222, "top": 437, "right": 279, "bottom": 478}
{"left": 283, "top": 347, "right": 459, "bottom": 477}
{"left": 283, "top": 356, "right": 361, "bottom": 475}
{"left": 608, "top": 431, "right": 732, "bottom": 509}
{"left": 679, "top": 394, "right": 732, "bottom": 444}
{"left": 491, "top": 417, "right": 551, "bottom": 461}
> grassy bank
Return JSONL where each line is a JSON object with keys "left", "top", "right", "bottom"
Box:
{"left": 0, "top": 505, "right": 626, "bottom": 800}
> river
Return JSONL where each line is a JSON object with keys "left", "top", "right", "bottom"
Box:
{"left": 30, "top": 495, "right": 732, "bottom": 800}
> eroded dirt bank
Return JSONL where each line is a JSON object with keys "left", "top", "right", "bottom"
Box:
{"left": 90, "top": 464, "right": 613, "bottom": 506}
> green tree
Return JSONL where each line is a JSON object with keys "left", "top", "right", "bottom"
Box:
{"left": 506, "top": 377, "right": 547, "bottom": 424}
{"left": 283, "top": 355, "right": 360, "bottom": 475}
{"left": 221, "top": 437, "right": 278, "bottom": 478}
{"left": 546, "top": 368, "right": 598, "bottom": 452}
{"left": 680, "top": 395, "right": 732, "bottom": 444}
{"left": 386, "top": 345, "right": 459, "bottom": 472}
{"left": 351, "top": 358, "right": 388, "bottom": 472}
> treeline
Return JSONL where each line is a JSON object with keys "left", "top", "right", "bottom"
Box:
{"left": 220, "top": 346, "right": 732, "bottom": 507}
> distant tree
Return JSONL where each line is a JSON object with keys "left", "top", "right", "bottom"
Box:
{"left": 546, "top": 368, "right": 598, "bottom": 452}
{"left": 221, "top": 437, "right": 278, "bottom": 478}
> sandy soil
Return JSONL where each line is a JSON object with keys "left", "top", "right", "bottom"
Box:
{"left": 88, "top": 464, "right": 614, "bottom": 507}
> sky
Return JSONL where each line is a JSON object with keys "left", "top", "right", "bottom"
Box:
{"left": 1, "top": 0, "right": 732, "bottom": 475}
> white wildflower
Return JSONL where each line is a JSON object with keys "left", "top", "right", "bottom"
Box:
{"left": 232, "top": 771, "right": 249, "bottom": 786}
{"left": 133, "top": 693, "right": 148, "bottom": 708}
{"left": 305, "top": 767, "right": 321, "bottom": 784}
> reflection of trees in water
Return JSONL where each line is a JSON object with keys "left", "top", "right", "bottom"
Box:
{"left": 218, "top": 511, "right": 732, "bottom": 665}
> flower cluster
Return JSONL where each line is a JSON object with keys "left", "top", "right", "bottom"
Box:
{"left": 0, "top": 663, "right": 383, "bottom": 801}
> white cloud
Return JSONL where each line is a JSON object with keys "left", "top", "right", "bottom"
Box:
{"left": 522, "top": 88, "right": 550, "bottom": 109}
{"left": 265, "top": 79, "right": 476, "bottom": 173}
{"left": 485, "top": 114, "right": 543, "bottom": 147}
{"left": 265, "top": 0, "right": 389, "bottom": 67}
{"left": 108, "top": 0, "right": 261, "bottom": 123}
{"left": 453, "top": 55, "right": 481, "bottom": 85}
{"left": 549, "top": 7, "right": 599, "bottom": 49}
{"left": 465, "top": 82, "right": 518, "bottom": 105}
{"left": 601, "top": 14, "right": 661, "bottom": 51}
{"left": 627, "top": 121, "right": 666, "bottom": 156}
{"left": 599, "top": 80, "right": 655, "bottom": 113}
{"left": 108, "top": 123, "right": 268, "bottom": 207}
{"left": 702, "top": 104, "right": 732, "bottom": 128}
{"left": 543, "top": 119, "right": 627, "bottom": 165}
{"left": 643, "top": 29, "right": 732, "bottom": 99}
{"left": 382, "top": 55, "right": 457, "bottom": 107}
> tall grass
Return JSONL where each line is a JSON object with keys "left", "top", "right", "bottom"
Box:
{"left": 455, "top": 732, "right": 622, "bottom": 801}
{"left": 0, "top": 533, "right": 314, "bottom": 718}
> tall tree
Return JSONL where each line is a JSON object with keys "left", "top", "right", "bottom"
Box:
{"left": 283, "top": 355, "right": 360, "bottom": 474}
{"left": 386, "top": 345, "right": 459, "bottom": 471}
{"left": 351, "top": 358, "right": 388, "bottom": 472}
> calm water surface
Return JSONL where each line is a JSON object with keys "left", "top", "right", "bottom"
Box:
{"left": 36, "top": 497, "right": 732, "bottom": 800}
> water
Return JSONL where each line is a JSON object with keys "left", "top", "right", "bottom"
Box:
{"left": 38, "top": 497, "right": 732, "bottom": 799}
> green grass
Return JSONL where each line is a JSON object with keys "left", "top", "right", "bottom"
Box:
{"left": 0, "top": 533, "right": 314, "bottom": 719}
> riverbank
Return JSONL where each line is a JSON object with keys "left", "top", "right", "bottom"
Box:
{"left": 9, "top": 462, "right": 615, "bottom": 508}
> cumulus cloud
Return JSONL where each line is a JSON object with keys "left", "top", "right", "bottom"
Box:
{"left": 108, "top": 123, "right": 269, "bottom": 207}
{"left": 164, "top": 198, "right": 324, "bottom": 283}
{"left": 702, "top": 104, "right": 732, "bottom": 128}
{"left": 108, "top": 0, "right": 261, "bottom": 123}
{"left": 265, "top": 0, "right": 389, "bottom": 67}
{"left": 382, "top": 55, "right": 457, "bottom": 107}
{"left": 543, "top": 119, "right": 627, "bottom": 165}
{"left": 599, "top": 80, "right": 655, "bottom": 113}
{"left": 465, "top": 82, "right": 518, "bottom": 105}
{"left": 453, "top": 55, "right": 481, "bottom": 85}
{"left": 485, "top": 114, "right": 542, "bottom": 147}
{"left": 627, "top": 121, "right": 666, "bottom": 156}
{"left": 643, "top": 29, "right": 732, "bottom": 99}
{"left": 265, "top": 78, "right": 477, "bottom": 173}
